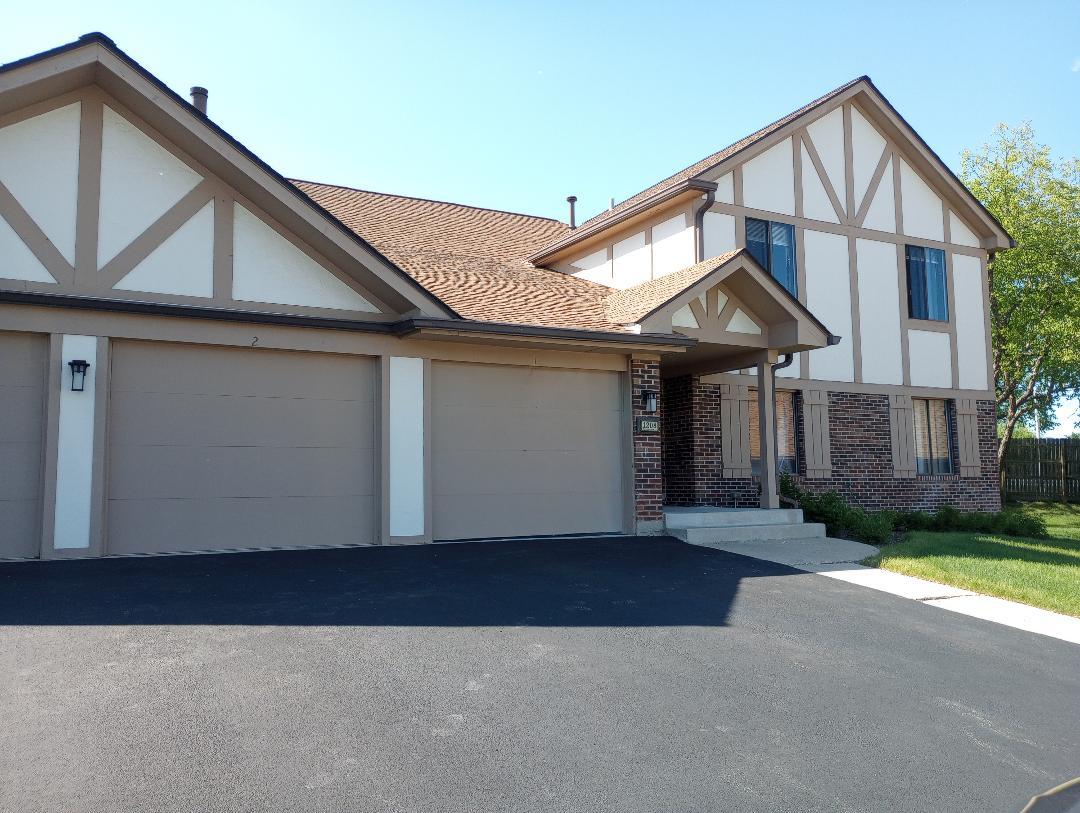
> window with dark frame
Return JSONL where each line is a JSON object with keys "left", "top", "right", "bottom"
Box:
{"left": 912, "top": 398, "right": 954, "bottom": 475}
{"left": 746, "top": 217, "right": 797, "bottom": 296}
{"left": 906, "top": 245, "right": 949, "bottom": 321}
{"left": 749, "top": 390, "right": 799, "bottom": 476}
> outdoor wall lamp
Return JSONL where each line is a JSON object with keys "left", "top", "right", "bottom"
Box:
{"left": 642, "top": 390, "right": 658, "bottom": 414}
{"left": 68, "top": 359, "right": 90, "bottom": 392}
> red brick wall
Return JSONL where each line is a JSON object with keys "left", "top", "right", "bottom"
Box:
{"left": 662, "top": 374, "right": 759, "bottom": 507}
{"left": 789, "top": 392, "right": 1001, "bottom": 512}
{"left": 631, "top": 358, "right": 663, "bottom": 522}
{"left": 662, "top": 379, "right": 1000, "bottom": 512}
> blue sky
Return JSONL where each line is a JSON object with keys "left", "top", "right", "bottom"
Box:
{"left": 4, "top": 0, "right": 1079, "bottom": 431}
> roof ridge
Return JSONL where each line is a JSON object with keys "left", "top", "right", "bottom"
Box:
{"left": 573, "top": 75, "right": 869, "bottom": 232}
{"left": 291, "top": 178, "right": 568, "bottom": 225}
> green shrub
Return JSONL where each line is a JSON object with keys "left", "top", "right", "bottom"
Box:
{"left": 778, "top": 477, "right": 1047, "bottom": 542}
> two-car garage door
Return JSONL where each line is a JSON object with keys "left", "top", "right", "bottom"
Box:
{"left": 107, "top": 341, "right": 378, "bottom": 555}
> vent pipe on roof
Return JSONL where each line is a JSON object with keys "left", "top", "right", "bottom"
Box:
{"left": 609, "top": 197, "right": 615, "bottom": 211}
{"left": 566, "top": 196, "right": 578, "bottom": 229}
{"left": 190, "top": 86, "right": 208, "bottom": 114}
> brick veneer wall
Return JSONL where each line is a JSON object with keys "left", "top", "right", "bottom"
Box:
{"left": 662, "top": 380, "right": 1000, "bottom": 512}
{"left": 631, "top": 358, "right": 663, "bottom": 523}
{"left": 789, "top": 392, "right": 1001, "bottom": 512}
{"left": 662, "top": 374, "right": 759, "bottom": 507}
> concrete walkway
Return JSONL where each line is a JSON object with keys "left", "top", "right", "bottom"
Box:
{"left": 698, "top": 537, "right": 1080, "bottom": 646}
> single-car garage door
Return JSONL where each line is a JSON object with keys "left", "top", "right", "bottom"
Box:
{"left": 432, "top": 362, "right": 626, "bottom": 540}
{"left": 0, "top": 332, "right": 47, "bottom": 559}
{"left": 107, "top": 341, "right": 377, "bottom": 555}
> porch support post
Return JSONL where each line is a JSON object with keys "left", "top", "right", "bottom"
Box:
{"left": 756, "top": 360, "right": 780, "bottom": 509}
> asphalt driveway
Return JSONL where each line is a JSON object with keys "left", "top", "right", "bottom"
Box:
{"left": 1, "top": 536, "right": 1077, "bottom": 813}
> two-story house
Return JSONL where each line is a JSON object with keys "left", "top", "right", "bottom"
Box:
{"left": 0, "top": 34, "right": 1010, "bottom": 559}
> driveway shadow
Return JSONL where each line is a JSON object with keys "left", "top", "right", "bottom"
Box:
{"left": 0, "top": 536, "right": 795, "bottom": 627}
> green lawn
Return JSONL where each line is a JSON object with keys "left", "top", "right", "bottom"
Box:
{"left": 862, "top": 503, "right": 1080, "bottom": 618}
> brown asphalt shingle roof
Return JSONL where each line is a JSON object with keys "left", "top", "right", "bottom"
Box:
{"left": 605, "top": 253, "right": 741, "bottom": 324}
{"left": 293, "top": 79, "right": 864, "bottom": 334}
{"left": 294, "top": 180, "right": 624, "bottom": 331}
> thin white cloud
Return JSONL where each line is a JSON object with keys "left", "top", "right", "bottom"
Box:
{"left": 1072, "top": 58, "right": 1080, "bottom": 72}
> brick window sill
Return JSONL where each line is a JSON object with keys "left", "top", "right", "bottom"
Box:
{"left": 915, "top": 473, "right": 960, "bottom": 482}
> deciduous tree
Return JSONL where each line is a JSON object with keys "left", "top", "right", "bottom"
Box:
{"left": 961, "top": 124, "right": 1080, "bottom": 470}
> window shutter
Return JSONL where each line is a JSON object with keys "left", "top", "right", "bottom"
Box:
{"left": 955, "top": 398, "right": 982, "bottom": 478}
{"left": 802, "top": 389, "right": 832, "bottom": 479}
{"left": 889, "top": 394, "right": 917, "bottom": 478}
{"left": 721, "top": 383, "right": 753, "bottom": 478}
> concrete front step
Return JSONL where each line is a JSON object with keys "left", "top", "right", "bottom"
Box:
{"left": 670, "top": 522, "right": 826, "bottom": 545}
{"left": 663, "top": 507, "right": 804, "bottom": 529}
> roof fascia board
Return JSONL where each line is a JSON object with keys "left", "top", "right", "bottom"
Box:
{"left": 396, "top": 317, "right": 695, "bottom": 351}
{"left": 639, "top": 255, "right": 832, "bottom": 347}
{"left": 88, "top": 47, "right": 458, "bottom": 316}
{"left": 528, "top": 179, "right": 717, "bottom": 264}
{"left": 848, "top": 85, "right": 1013, "bottom": 248}
{"left": 0, "top": 35, "right": 457, "bottom": 318}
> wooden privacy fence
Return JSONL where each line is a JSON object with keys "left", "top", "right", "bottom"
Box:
{"left": 1002, "top": 438, "right": 1080, "bottom": 503}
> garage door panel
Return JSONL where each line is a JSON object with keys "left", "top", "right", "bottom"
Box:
{"left": 110, "top": 391, "right": 374, "bottom": 448}
{"left": 433, "top": 364, "right": 623, "bottom": 411}
{"left": 432, "top": 407, "right": 621, "bottom": 453}
{"left": 0, "top": 332, "right": 46, "bottom": 559}
{"left": 107, "top": 495, "right": 378, "bottom": 555}
{"left": 108, "top": 446, "right": 377, "bottom": 500}
{"left": 433, "top": 449, "right": 622, "bottom": 496}
{"left": 111, "top": 342, "right": 364, "bottom": 401}
{"left": 108, "top": 342, "right": 377, "bottom": 554}
{"left": 432, "top": 362, "right": 625, "bottom": 540}
{"left": 433, "top": 492, "right": 623, "bottom": 541}
{"left": 0, "top": 384, "right": 45, "bottom": 443}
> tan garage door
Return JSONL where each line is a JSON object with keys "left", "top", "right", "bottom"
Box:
{"left": 0, "top": 332, "right": 47, "bottom": 558}
{"left": 107, "top": 341, "right": 377, "bottom": 555}
{"left": 432, "top": 362, "right": 626, "bottom": 540}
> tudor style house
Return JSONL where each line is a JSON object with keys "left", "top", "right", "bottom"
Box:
{"left": 0, "top": 34, "right": 1010, "bottom": 560}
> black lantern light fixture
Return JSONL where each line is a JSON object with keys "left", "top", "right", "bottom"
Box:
{"left": 68, "top": 359, "right": 90, "bottom": 392}
{"left": 642, "top": 389, "right": 658, "bottom": 414}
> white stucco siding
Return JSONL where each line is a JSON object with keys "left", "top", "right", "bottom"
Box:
{"left": 850, "top": 107, "right": 887, "bottom": 212}
{"left": 949, "top": 211, "right": 980, "bottom": 248}
{"left": 777, "top": 354, "right": 800, "bottom": 379}
{"left": 952, "top": 253, "right": 988, "bottom": 390}
{"left": 804, "top": 230, "right": 854, "bottom": 382}
{"left": 0, "top": 213, "right": 56, "bottom": 282}
{"left": 389, "top": 356, "right": 425, "bottom": 537}
{"left": 651, "top": 213, "right": 695, "bottom": 278}
{"left": 703, "top": 211, "right": 736, "bottom": 260}
{"left": 800, "top": 142, "right": 840, "bottom": 224}
{"left": 611, "top": 230, "right": 650, "bottom": 289}
{"left": 0, "top": 103, "right": 81, "bottom": 265}
{"left": 232, "top": 203, "right": 377, "bottom": 311}
{"left": 53, "top": 334, "right": 98, "bottom": 550}
{"left": 98, "top": 106, "right": 204, "bottom": 268}
{"left": 805, "top": 107, "right": 846, "bottom": 207}
{"left": 861, "top": 157, "right": 896, "bottom": 233}
{"left": 114, "top": 201, "right": 214, "bottom": 297}
{"left": 569, "top": 247, "right": 612, "bottom": 285}
{"left": 741, "top": 137, "right": 795, "bottom": 216}
{"left": 856, "top": 238, "right": 903, "bottom": 385}
{"left": 908, "top": 330, "right": 952, "bottom": 388}
{"left": 899, "top": 159, "right": 945, "bottom": 242}
{"left": 715, "top": 173, "right": 734, "bottom": 204}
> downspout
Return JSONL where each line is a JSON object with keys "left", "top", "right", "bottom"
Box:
{"left": 693, "top": 188, "right": 716, "bottom": 263}
{"left": 770, "top": 353, "right": 795, "bottom": 504}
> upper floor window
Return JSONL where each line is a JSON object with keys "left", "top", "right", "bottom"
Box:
{"left": 746, "top": 218, "right": 797, "bottom": 296}
{"left": 906, "top": 245, "right": 948, "bottom": 321}
{"left": 912, "top": 398, "right": 954, "bottom": 475}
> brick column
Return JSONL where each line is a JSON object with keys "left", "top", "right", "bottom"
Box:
{"left": 631, "top": 356, "right": 664, "bottom": 534}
